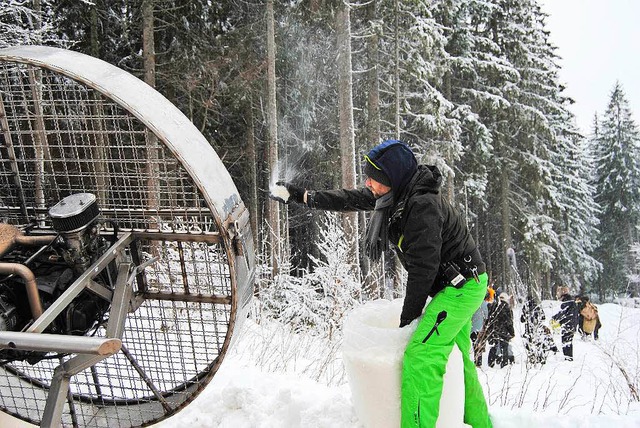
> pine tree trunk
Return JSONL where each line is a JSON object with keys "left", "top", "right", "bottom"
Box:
{"left": 627, "top": 222, "right": 637, "bottom": 295}
{"left": 441, "top": 64, "right": 455, "bottom": 201}
{"left": 90, "top": 5, "right": 99, "bottom": 57}
{"left": 142, "top": 0, "right": 160, "bottom": 225}
{"left": 366, "top": 0, "right": 380, "bottom": 147}
{"left": 361, "top": 0, "right": 381, "bottom": 296}
{"left": 266, "top": 0, "right": 281, "bottom": 276}
{"left": 33, "top": 0, "right": 41, "bottom": 36}
{"left": 543, "top": 270, "right": 551, "bottom": 300}
{"left": 29, "top": 1, "right": 46, "bottom": 223}
{"left": 246, "top": 102, "right": 258, "bottom": 248}
{"left": 481, "top": 212, "right": 492, "bottom": 280}
{"left": 336, "top": 1, "right": 360, "bottom": 279}
{"left": 391, "top": 0, "right": 403, "bottom": 293}
{"left": 501, "top": 167, "right": 514, "bottom": 293}
{"left": 142, "top": 0, "right": 156, "bottom": 88}
{"left": 393, "top": 0, "right": 400, "bottom": 139}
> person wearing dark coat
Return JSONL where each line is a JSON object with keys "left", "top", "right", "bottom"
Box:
{"left": 520, "top": 293, "right": 547, "bottom": 365}
{"left": 575, "top": 295, "right": 602, "bottom": 340}
{"left": 271, "top": 140, "right": 492, "bottom": 428}
{"left": 485, "top": 293, "right": 515, "bottom": 368}
{"left": 471, "top": 292, "right": 490, "bottom": 366}
{"left": 537, "top": 325, "right": 559, "bottom": 364}
{"left": 552, "top": 286, "right": 578, "bottom": 361}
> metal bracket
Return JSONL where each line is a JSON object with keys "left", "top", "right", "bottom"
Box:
{"left": 229, "top": 220, "right": 245, "bottom": 257}
{"left": 26, "top": 232, "right": 133, "bottom": 334}
{"left": 40, "top": 259, "right": 137, "bottom": 428}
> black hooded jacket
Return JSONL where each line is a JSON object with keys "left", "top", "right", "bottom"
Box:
{"left": 552, "top": 293, "right": 578, "bottom": 333}
{"left": 485, "top": 299, "right": 515, "bottom": 343}
{"left": 307, "top": 164, "right": 484, "bottom": 323}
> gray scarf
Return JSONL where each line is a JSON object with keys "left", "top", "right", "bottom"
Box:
{"left": 365, "top": 191, "right": 394, "bottom": 261}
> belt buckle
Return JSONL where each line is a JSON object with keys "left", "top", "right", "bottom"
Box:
{"left": 451, "top": 272, "right": 466, "bottom": 288}
{"left": 471, "top": 266, "right": 479, "bottom": 283}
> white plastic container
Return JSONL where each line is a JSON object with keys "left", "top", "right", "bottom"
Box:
{"left": 342, "top": 299, "right": 467, "bottom": 428}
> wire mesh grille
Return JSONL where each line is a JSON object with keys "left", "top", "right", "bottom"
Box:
{"left": 1, "top": 295, "right": 232, "bottom": 427}
{"left": 0, "top": 60, "right": 242, "bottom": 426}
{"left": 0, "top": 63, "right": 209, "bottom": 228}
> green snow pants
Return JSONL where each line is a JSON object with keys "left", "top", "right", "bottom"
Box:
{"left": 401, "top": 273, "right": 492, "bottom": 428}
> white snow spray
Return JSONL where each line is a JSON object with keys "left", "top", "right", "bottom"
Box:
{"left": 268, "top": 141, "right": 308, "bottom": 201}
{"left": 265, "top": 14, "right": 334, "bottom": 202}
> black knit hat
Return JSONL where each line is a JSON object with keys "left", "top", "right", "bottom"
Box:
{"left": 364, "top": 160, "right": 391, "bottom": 186}
{"left": 364, "top": 140, "right": 417, "bottom": 191}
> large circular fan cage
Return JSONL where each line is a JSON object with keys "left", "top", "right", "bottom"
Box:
{"left": 0, "top": 46, "right": 254, "bottom": 427}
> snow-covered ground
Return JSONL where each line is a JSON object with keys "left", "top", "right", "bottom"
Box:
{"left": 2, "top": 299, "right": 639, "bottom": 427}
{"left": 151, "top": 299, "right": 640, "bottom": 428}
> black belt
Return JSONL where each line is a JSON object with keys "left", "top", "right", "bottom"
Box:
{"left": 442, "top": 248, "right": 486, "bottom": 288}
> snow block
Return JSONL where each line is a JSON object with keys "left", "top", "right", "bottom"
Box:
{"left": 342, "top": 298, "right": 467, "bottom": 428}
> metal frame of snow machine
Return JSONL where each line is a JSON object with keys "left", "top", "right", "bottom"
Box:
{"left": 0, "top": 45, "right": 254, "bottom": 427}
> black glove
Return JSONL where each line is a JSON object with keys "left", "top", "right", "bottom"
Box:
{"left": 271, "top": 181, "right": 305, "bottom": 204}
{"left": 399, "top": 318, "right": 413, "bottom": 328}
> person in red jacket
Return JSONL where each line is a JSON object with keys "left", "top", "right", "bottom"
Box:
{"left": 272, "top": 140, "right": 492, "bottom": 428}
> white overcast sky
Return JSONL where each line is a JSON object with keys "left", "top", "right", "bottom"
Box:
{"left": 539, "top": 0, "right": 640, "bottom": 136}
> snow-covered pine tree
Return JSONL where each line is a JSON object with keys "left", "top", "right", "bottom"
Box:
{"left": 430, "top": 0, "right": 518, "bottom": 286}
{"left": 370, "top": 0, "right": 457, "bottom": 163}
{"left": 433, "top": 0, "right": 503, "bottom": 203}
{"left": 590, "top": 82, "right": 640, "bottom": 297}
{"left": 0, "top": 0, "right": 63, "bottom": 48}
{"left": 305, "top": 212, "right": 362, "bottom": 340}
{"left": 431, "top": 0, "right": 563, "bottom": 295}
{"left": 53, "top": 0, "right": 140, "bottom": 66}
{"left": 260, "top": 212, "right": 361, "bottom": 339}
{"left": 349, "top": 0, "right": 457, "bottom": 294}
{"left": 455, "top": 0, "right": 598, "bottom": 298}
{"left": 486, "top": 0, "right": 562, "bottom": 295}
{"left": 515, "top": 2, "right": 601, "bottom": 295}
{"left": 550, "top": 130, "right": 601, "bottom": 294}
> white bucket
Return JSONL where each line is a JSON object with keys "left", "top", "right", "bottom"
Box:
{"left": 342, "top": 299, "right": 467, "bottom": 428}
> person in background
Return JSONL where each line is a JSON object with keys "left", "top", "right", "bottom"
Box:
{"left": 485, "top": 293, "right": 515, "bottom": 368}
{"left": 271, "top": 140, "right": 492, "bottom": 428}
{"left": 471, "top": 289, "right": 491, "bottom": 366}
{"left": 494, "top": 286, "right": 503, "bottom": 301}
{"left": 520, "top": 293, "right": 546, "bottom": 365}
{"left": 486, "top": 285, "right": 495, "bottom": 304}
{"left": 537, "top": 325, "right": 559, "bottom": 364}
{"left": 552, "top": 286, "right": 578, "bottom": 361}
{"left": 576, "top": 295, "right": 602, "bottom": 340}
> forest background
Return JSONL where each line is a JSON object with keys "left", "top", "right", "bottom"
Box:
{"left": 2, "top": 0, "right": 640, "bottom": 304}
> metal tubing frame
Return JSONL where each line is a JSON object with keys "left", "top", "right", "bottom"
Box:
{"left": 41, "top": 353, "right": 117, "bottom": 428}
{"left": 0, "top": 232, "right": 135, "bottom": 426}
{"left": 0, "top": 228, "right": 236, "bottom": 426}
{"left": 0, "top": 262, "right": 44, "bottom": 318}
{"left": 26, "top": 232, "right": 133, "bottom": 334}
{"left": 40, "top": 261, "right": 134, "bottom": 428}
{"left": 0, "top": 333, "right": 121, "bottom": 355}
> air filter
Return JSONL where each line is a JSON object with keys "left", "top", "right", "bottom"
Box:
{"left": 48, "top": 193, "right": 100, "bottom": 233}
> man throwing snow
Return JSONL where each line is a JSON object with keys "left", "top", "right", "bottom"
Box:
{"left": 271, "top": 140, "right": 492, "bottom": 428}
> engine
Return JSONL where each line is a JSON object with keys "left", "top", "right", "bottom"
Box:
{"left": 0, "top": 193, "right": 115, "bottom": 363}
